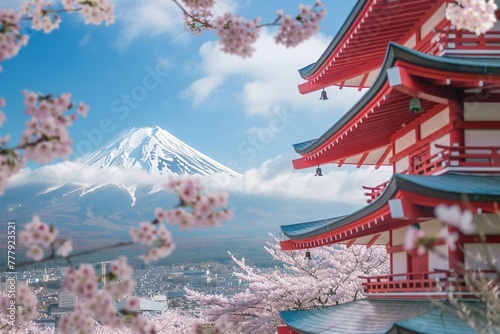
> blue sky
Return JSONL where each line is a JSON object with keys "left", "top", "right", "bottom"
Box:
{"left": 2, "top": 1, "right": 393, "bottom": 205}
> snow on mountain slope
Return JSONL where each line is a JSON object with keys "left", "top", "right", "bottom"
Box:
{"left": 77, "top": 126, "right": 240, "bottom": 177}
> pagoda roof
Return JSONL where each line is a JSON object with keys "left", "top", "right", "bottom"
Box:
{"left": 280, "top": 173, "right": 500, "bottom": 246}
{"left": 293, "top": 43, "right": 500, "bottom": 170}
{"left": 298, "top": 0, "right": 445, "bottom": 93}
{"left": 279, "top": 299, "right": 482, "bottom": 334}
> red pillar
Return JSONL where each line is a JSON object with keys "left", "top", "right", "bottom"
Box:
{"left": 448, "top": 101, "right": 464, "bottom": 147}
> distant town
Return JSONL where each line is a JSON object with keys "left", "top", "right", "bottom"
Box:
{"left": 0, "top": 261, "right": 249, "bottom": 331}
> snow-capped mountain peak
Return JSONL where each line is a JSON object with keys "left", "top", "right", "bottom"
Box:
{"left": 77, "top": 126, "right": 240, "bottom": 177}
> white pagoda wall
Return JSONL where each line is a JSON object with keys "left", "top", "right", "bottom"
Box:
{"left": 395, "top": 156, "right": 409, "bottom": 173}
{"left": 392, "top": 227, "right": 407, "bottom": 276}
{"left": 429, "top": 245, "right": 448, "bottom": 271}
{"left": 392, "top": 106, "right": 450, "bottom": 174}
{"left": 420, "top": 108, "right": 449, "bottom": 139}
{"left": 420, "top": 3, "right": 446, "bottom": 38}
{"left": 430, "top": 133, "right": 450, "bottom": 156}
{"left": 393, "top": 130, "right": 415, "bottom": 173}
{"left": 392, "top": 252, "right": 407, "bottom": 277}
{"left": 394, "top": 130, "right": 416, "bottom": 153}
{"left": 464, "top": 102, "right": 500, "bottom": 151}
{"left": 391, "top": 221, "right": 450, "bottom": 275}
{"left": 464, "top": 102, "right": 500, "bottom": 121}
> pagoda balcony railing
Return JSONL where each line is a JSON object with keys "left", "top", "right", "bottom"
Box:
{"left": 362, "top": 144, "right": 500, "bottom": 202}
{"left": 359, "top": 270, "right": 496, "bottom": 295}
{"left": 412, "top": 144, "right": 500, "bottom": 175}
{"left": 428, "top": 29, "right": 500, "bottom": 56}
{"left": 362, "top": 181, "right": 389, "bottom": 203}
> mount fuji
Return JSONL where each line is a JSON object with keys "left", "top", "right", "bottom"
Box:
{"left": 77, "top": 126, "right": 240, "bottom": 177}
{"left": 0, "top": 126, "right": 359, "bottom": 265}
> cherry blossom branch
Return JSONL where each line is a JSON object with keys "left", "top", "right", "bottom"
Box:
{"left": 173, "top": 0, "right": 326, "bottom": 57}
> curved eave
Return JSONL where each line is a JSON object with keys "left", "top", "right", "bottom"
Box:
{"left": 280, "top": 173, "right": 500, "bottom": 242}
{"left": 280, "top": 174, "right": 400, "bottom": 240}
{"left": 298, "top": 0, "right": 367, "bottom": 78}
{"left": 298, "top": 0, "right": 444, "bottom": 93}
{"left": 293, "top": 43, "right": 500, "bottom": 169}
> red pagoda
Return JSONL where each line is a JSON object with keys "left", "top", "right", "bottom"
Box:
{"left": 277, "top": 1, "right": 500, "bottom": 333}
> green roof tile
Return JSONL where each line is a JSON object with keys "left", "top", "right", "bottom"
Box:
{"left": 280, "top": 299, "right": 486, "bottom": 334}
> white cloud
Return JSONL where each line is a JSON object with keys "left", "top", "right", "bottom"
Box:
{"left": 184, "top": 29, "right": 365, "bottom": 118}
{"left": 180, "top": 75, "right": 225, "bottom": 105}
{"left": 10, "top": 162, "right": 163, "bottom": 188}
{"left": 11, "top": 156, "right": 392, "bottom": 206}
{"left": 115, "top": 0, "right": 237, "bottom": 49}
{"left": 115, "top": 0, "right": 185, "bottom": 49}
{"left": 223, "top": 155, "right": 393, "bottom": 205}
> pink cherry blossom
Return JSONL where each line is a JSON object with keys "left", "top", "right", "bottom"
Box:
{"left": 129, "top": 221, "right": 158, "bottom": 245}
{"left": 404, "top": 226, "right": 427, "bottom": 255}
{"left": 435, "top": 203, "right": 476, "bottom": 233}
{"left": 125, "top": 296, "right": 140, "bottom": 312}
{"left": 19, "top": 215, "right": 61, "bottom": 260}
{"left": 212, "top": 13, "right": 261, "bottom": 58}
{"left": 57, "top": 0, "right": 116, "bottom": 25}
{"left": 58, "top": 260, "right": 151, "bottom": 333}
{"left": 446, "top": 0, "right": 497, "bottom": 35}
{"left": 27, "top": 245, "right": 44, "bottom": 261}
{"left": 110, "top": 256, "right": 133, "bottom": 281}
{"left": 20, "top": 90, "right": 85, "bottom": 163}
{"left": 130, "top": 313, "right": 158, "bottom": 334}
{"left": 25, "top": 1, "right": 62, "bottom": 34}
{"left": 275, "top": 2, "right": 326, "bottom": 48}
{"left": 0, "top": 284, "right": 39, "bottom": 326}
{"left": 57, "top": 239, "right": 73, "bottom": 257}
{"left": 0, "top": 8, "right": 28, "bottom": 63}
{"left": 77, "top": 102, "right": 89, "bottom": 117}
{"left": 437, "top": 227, "right": 460, "bottom": 251}
{"left": 182, "top": 0, "right": 215, "bottom": 9}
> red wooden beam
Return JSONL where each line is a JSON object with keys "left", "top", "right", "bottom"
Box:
{"left": 366, "top": 234, "right": 382, "bottom": 249}
{"left": 298, "top": 81, "right": 327, "bottom": 95}
{"left": 356, "top": 152, "right": 369, "bottom": 168}
{"left": 292, "top": 138, "right": 390, "bottom": 170}
{"left": 459, "top": 121, "right": 500, "bottom": 129}
{"left": 375, "top": 145, "right": 392, "bottom": 169}
{"left": 387, "top": 66, "right": 458, "bottom": 104}
{"left": 346, "top": 238, "right": 357, "bottom": 248}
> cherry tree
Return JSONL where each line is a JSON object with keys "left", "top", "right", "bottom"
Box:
{"left": 186, "top": 234, "right": 389, "bottom": 333}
